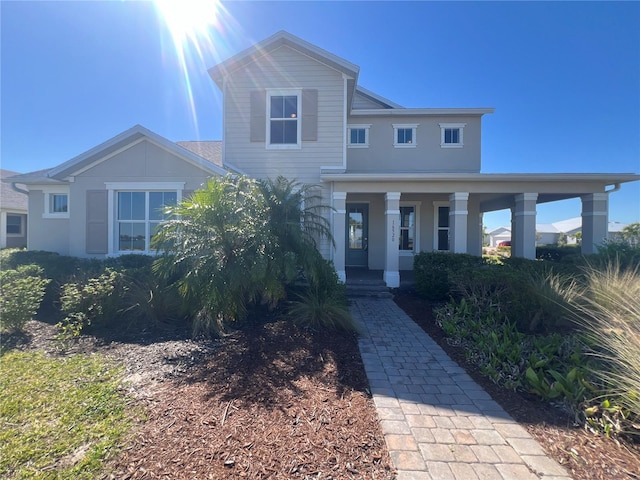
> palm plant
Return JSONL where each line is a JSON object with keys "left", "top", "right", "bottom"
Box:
{"left": 152, "top": 175, "right": 282, "bottom": 336}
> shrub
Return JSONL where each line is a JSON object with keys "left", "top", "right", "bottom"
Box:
{"left": 536, "top": 245, "right": 581, "bottom": 263}
{"left": 57, "top": 268, "right": 126, "bottom": 340}
{"left": 287, "top": 258, "right": 356, "bottom": 332}
{"left": 413, "top": 252, "right": 484, "bottom": 301}
{"left": 568, "top": 261, "right": 640, "bottom": 434}
{"left": 0, "top": 265, "right": 50, "bottom": 332}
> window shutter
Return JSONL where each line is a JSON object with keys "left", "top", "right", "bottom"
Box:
{"left": 302, "top": 89, "right": 318, "bottom": 141}
{"left": 86, "top": 190, "right": 108, "bottom": 254}
{"left": 250, "top": 90, "right": 266, "bottom": 142}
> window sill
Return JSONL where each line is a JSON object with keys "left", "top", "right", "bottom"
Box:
{"left": 266, "top": 144, "right": 302, "bottom": 150}
{"left": 393, "top": 144, "right": 417, "bottom": 149}
{"left": 441, "top": 144, "right": 463, "bottom": 148}
{"left": 399, "top": 250, "right": 416, "bottom": 256}
{"left": 42, "top": 213, "right": 69, "bottom": 219}
{"left": 347, "top": 144, "right": 369, "bottom": 149}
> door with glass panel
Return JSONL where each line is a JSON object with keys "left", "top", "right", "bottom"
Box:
{"left": 346, "top": 203, "right": 369, "bottom": 267}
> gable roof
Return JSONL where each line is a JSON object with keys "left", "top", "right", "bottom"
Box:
{"left": 0, "top": 169, "right": 28, "bottom": 211}
{"left": 176, "top": 141, "right": 222, "bottom": 167}
{"left": 353, "top": 86, "right": 403, "bottom": 109}
{"left": 208, "top": 31, "right": 360, "bottom": 87}
{"left": 9, "top": 125, "right": 228, "bottom": 184}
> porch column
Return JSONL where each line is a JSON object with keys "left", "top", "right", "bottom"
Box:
{"left": 332, "top": 192, "right": 347, "bottom": 283}
{"left": 512, "top": 193, "right": 538, "bottom": 259}
{"left": 384, "top": 192, "right": 401, "bottom": 288}
{"left": 581, "top": 193, "right": 609, "bottom": 254}
{"left": 449, "top": 192, "right": 469, "bottom": 253}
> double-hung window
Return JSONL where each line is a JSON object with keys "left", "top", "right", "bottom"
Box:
{"left": 347, "top": 124, "right": 371, "bottom": 148}
{"left": 399, "top": 206, "right": 415, "bottom": 252}
{"left": 393, "top": 124, "right": 418, "bottom": 148}
{"left": 116, "top": 190, "right": 177, "bottom": 252}
{"left": 268, "top": 90, "right": 301, "bottom": 148}
{"left": 434, "top": 203, "right": 450, "bottom": 251}
{"left": 6, "top": 214, "right": 23, "bottom": 235}
{"left": 439, "top": 123, "right": 466, "bottom": 148}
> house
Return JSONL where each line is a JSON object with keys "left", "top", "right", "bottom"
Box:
{"left": 487, "top": 218, "right": 631, "bottom": 247}
{"left": 5, "top": 31, "right": 639, "bottom": 287}
{"left": 0, "top": 169, "right": 28, "bottom": 249}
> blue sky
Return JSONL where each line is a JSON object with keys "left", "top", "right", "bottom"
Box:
{"left": 1, "top": 1, "right": 639, "bottom": 229}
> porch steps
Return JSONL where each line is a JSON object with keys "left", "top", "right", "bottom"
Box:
{"left": 345, "top": 279, "right": 394, "bottom": 299}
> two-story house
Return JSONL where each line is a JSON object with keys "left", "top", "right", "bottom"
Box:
{"left": 6, "top": 31, "right": 638, "bottom": 286}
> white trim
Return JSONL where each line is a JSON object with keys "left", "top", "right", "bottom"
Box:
{"left": 433, "top": 201, "right": 450, "bottom": 251}
{"left": 41, "top": 186, "right": 70, "bottom": 219}
{"left": 399, "top": 201, "right": 421, "bottom": 255}
{"left": 347, "top": 124, "right": 371, "bottom": 148}
{"left": 393, "top": 124, "right": 419, "bottom": 148}
{"left": 440, "top": 123, "right": 466, "bottom": 148}
{"left": 266, "top": 89, "right": 302, "bottom": 150}
{"left": 5, "top": 213, "right": 25, "bottom": 237}
{"left": 106, "top": 182, "right": 184, "bottom": 256}
{"left": 385, "top": 209, "right": 401, "bottom": 215}
{"left": 71, "top": 138, "right": 146, "bottom": 177}
{"left": 105, "top": 182, "right": 185, "bottom": 191}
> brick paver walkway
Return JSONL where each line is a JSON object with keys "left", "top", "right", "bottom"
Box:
{"left": 351, "top": 298, "right": 572, "bottom": 480}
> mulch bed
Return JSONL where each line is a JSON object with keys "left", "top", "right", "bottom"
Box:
{"left": 107, "top": 320, "right": 395, "bottom": 479}
{"left": 393, "top": 291, "right": 640, "bottom": 480}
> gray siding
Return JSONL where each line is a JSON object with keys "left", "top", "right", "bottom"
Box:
{"left": 346, "top": 115, "right": 482, "bottom": 173}
{"left": 223, "top": 45, "right": 346, "bottom": 184}
{"left": 27, "top": 190, "right": 70, "bottom": 255}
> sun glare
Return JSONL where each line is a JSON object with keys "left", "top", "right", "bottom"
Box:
{"left": 154, "top": 0, "right": 233, "bottom": 134}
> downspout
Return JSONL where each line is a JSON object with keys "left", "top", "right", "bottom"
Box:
{"left": 11, "top": 182, "right": 29, "bottom": 195}
{"left": 605, "top": 183, "right": 621, "bottom": 194}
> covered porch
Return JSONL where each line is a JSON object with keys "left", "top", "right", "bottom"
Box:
{"left": 322, "top": 172, "right": 638, "bottom": 287}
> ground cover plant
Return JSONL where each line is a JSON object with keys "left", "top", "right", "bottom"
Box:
{"left": 0, "top": 350, "right": 135, "bottom": 479}
{"left": 403, "top": 244, "right": 640, "bottom": 478}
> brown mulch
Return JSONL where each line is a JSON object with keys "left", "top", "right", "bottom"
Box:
{"left": 394, "top": 291, "right": 640, "bottom": 480}
{"left": 105, "top": 319, "right": 395, "bottom": 479}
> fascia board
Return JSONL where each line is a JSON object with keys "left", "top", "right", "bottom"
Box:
{"left": 321, "top": 172, "right": 640, "bottom": 183}
{"left": 350, "top": 108, "right": 495, "bottom": 117}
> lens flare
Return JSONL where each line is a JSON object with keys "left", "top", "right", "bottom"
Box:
{"left": 153, "top": 0, "right": 236, "bottom": 136}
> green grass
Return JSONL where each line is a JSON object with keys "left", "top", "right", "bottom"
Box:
{"left": 0, "top": 350, "right": 136, "bottom": 479}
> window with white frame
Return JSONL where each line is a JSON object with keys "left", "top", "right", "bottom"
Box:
{"left": 347, "top": 124, "right": 370, "bottom": 148}
{"left": 6, "top": 214, "right": 23, "bottom": 235}
{"left": 399, "top": 206, "right": 415, "bottom": 252}
{"left": 116, "top": 191, "right": 177, "bottom": 252}
{"left": 393, "top": 124, "right": 418, "bottom": 148}
{"left": 42, "top": 189, "right": 70, "bottom": 218}
{"left": 434, "top": 203, "right": 450, "bottom": 251}
{"left": 439, "top": 123, "right": 466, "bottom": 148}
{"left": 268, "top": 91, "right": 301, "bottom": 148}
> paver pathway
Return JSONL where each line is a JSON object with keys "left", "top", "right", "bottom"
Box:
{"left": 351, "top": 297, "right": 572, "bottom": 480}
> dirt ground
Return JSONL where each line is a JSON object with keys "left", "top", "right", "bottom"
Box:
{"left": 394, "top": 292, "right": 640, "bottom": 480}
{"left": 10, "top": 316, "right": 395, "bottom": 479}
{"left": 8, "top": 292, "right": 640, "bottom": 480}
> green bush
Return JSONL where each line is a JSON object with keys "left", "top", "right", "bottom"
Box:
{"left": 536, "top": 245, "right": 581, "bottom": 263}
{"left": 58, "top": 268, "right": 126, "bottom": 340}
{"left": 287, "top": 258, "right": 356, "bottom": 332}
{"left": 0, "top": 265, "right": 50, "bottom": 332}
{"left": 413, "top": 252, "right": 484, "bottom": 301}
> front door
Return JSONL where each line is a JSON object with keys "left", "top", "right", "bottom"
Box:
{"left": 346, "top": 203, "right": 368, "bottom": 267}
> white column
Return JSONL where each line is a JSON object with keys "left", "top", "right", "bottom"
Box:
{"left": 449, "top": 192, "right": 469, "bottom": 254}
{"left": 0, "top": 211, "right": 7, "bottom": 249}
{"left": 384, "top": 192, "right": 401, "bottom": 288}
{"left": 513, "top": 193, "right": 538, "bottom": 259}
{"left": 332, "top": 192, "right": 347, "bottom": 283}
{"left": 581, "top": 193, "right": 609, "bottom": 254}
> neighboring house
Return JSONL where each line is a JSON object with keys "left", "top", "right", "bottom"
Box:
{"left": 0, "top": 169, "right": 28, "bottom": 249}
{"left": 4, "top": 31, "right": 639, "bottom": 287}
{"left": 487, "top": 217, "right": 630, "bottom": 247}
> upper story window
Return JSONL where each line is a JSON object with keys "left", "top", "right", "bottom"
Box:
{"left": 43, "top": 188, "right": 70, "bottom": 219}
{"left": 347, "top": 124, "right": 371, "bottom": 148}
{"left": 440, "top": 123, "right": 466, "bottom": 148}
{"left": 393, "top": 124, "right": 418, "bottom": 148}
{"left": 267, "top": 90, "right": 302, "bottom": 149}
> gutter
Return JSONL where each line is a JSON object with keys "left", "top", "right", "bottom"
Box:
{"left": 11, "top": 182, "right": 29, "bottom": 195}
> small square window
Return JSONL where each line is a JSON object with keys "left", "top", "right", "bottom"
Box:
{"left": 440, "top": 123, "right": 466, "bottom": 148}
{"left": 393, "top": 124, "right": 419, "bottom": 148}
{"left": 347, "top": 124, "right": 371, "bottom": 148}
{"left": 43, "top": 191, "right": 70, "bottom": 218}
